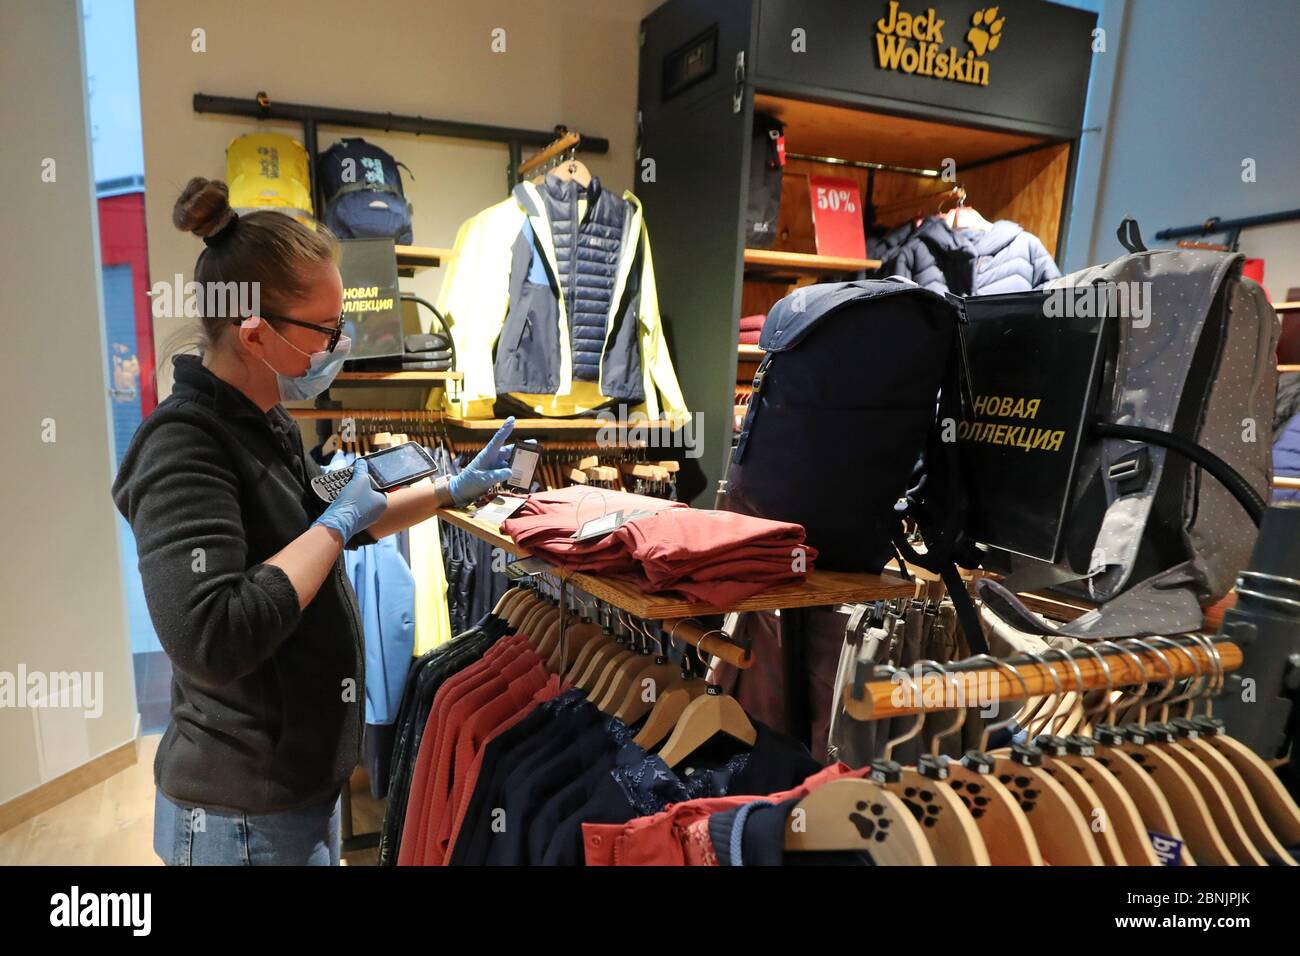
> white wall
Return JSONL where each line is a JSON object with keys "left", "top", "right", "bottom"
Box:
{"left": 135, "top": 0, "right": 660, "bottom": 392}
{"left": 1066, "top": 0, "right": 1300, "bottom": 298}
{"left": 0, "top": 0, "right": 137, "bottom": 806}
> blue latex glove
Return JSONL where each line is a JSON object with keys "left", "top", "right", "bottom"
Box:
{"left": 314, "top": 458, "right": 389, "bottom": 543}
{"left": 449, "top": 417, "right": 516, "bottom": 506}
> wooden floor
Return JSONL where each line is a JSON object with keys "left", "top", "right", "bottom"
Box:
{"left": 0, "top": 734, "right": 387, "bottom": 866}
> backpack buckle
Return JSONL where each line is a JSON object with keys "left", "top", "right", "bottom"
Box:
{"left": 1107, "top": 447, "right": 1150, "bottom": 494}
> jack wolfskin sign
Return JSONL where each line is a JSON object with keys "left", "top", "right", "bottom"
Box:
{"left": 226, "top": 132, "right": 314, "bottom": 224}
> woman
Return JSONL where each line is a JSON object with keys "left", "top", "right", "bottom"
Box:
{"left": 113, "top": 178, "right": 513, "bottom": 865}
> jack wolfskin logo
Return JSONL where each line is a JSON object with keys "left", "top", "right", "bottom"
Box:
{"left": 966, "top": 7, "right": 1005, "bottom": 56}
{"left": 874, "top": 2, "right": 1002, "bottom": 87}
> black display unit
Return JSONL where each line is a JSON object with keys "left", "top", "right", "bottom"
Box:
{"left": 636, "top": 0, "right": 1097, "bottom": 505}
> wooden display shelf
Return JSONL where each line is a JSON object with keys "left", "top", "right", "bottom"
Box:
{"left": 437, "top": 507, "right": 915, "bottom": 619}
{"left": 333, "top": 370, "right": 461, "bottom": 384}
{"left": 744, "top": 248, "right": 880, "bottom": 275}
{"left": 1273, "top": 301, "right": 1300, "bottom": 314}
{"left": 738, "top": 344, "right": 765, "bottom": 360}
{"left": 395, "top": 245, "right": 453, "bottom": 275}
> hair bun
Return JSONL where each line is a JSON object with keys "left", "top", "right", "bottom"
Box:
{"left": 173, "top": 177, "right": 235, "bottom": 239}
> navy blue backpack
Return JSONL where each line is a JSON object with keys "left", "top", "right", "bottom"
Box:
{"left": 726, "top": 278, "right": 987, "bottom": 651}
{"left": 317, "top": 138, "right": 414, "bottom": 244}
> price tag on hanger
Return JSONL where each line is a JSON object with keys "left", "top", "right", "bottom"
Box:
{"left": 808, "top": 175, "right": 866, "bottom": 259}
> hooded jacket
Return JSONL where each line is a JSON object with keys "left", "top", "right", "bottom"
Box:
{"left": 112, "top": 356, "right": 365, "bottom": 813}
{"left": 436, "top": 175, "right": 688, "bottom": 421}
{"left": 882, "top": 216, "right": 1060, "bottom": 296}
{"left": 1274, "top": 411, "right": 1300, "bottom": 503}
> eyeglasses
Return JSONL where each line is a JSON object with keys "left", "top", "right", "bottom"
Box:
{"left": 253, "top": 312, "right": 346, "bottom": 353}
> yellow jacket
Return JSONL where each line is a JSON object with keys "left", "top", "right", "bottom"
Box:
{"left": 435, "top": 180, "right": 689, "bottom": 422}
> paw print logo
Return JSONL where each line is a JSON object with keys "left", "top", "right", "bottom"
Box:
{"left": 948, "top": 778, "right": 992, "bottom": 819}
{"left": 847, "top": 800, "right": 893, "bottom": 844}
{"left": 998, "top": 772, "right": 1040, "bottom": 813}
{"left": 967, "top": 7, "right": 1005, "bottom": 56}
{"left": 901, "top": 786, "right": 943, "bottom": 828}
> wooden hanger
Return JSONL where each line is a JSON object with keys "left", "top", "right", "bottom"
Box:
{"left": 1080, "top": 643, "right": 1197, "bottom": 863}
{"left": 1105, "top": 639, "right": 1238, "bottom": 865}
{"left": 785, "top": 777, "right": 937, "bottom": 864}
{"left": 941, "top": 185, "right": 994, "bottom": 233}
{"left": 878, "top": 687, "right": 992, "bottom": 865}
{"left": 596, "top": 615, "right": 663, "bottom": 714}
{"left": 546, "top": 617, "right": 606, "bottom": 674}
{"left": 570, "top": 623, "right": 634, "bottom": 693}
{"left": 610, "top": 621, "right": 697, "bottom": 724}
{"left": 492, "top": 586, "right": 525, "bottom": 618}
{"left": 1043, "top": 650, "right": 1162, "bottom": 865}
{"left": 564, "top": 617, "right": 618, "bottom": 685}
{"left": 505, "top": 589, "right": 541, "bottom": 629}
{"left": 918, "top": 663, "right": 1043, "bottom": 865}
{"left": 1028, "top": 649, "right": 1158, "bottom": 865}
{"left": 656, "top": 688, "right": 757, "bottom": 768}
{"left": 653, "top": 627, "right": 757, "bottom": 766}
{"left": 1125, "top": 637, "right": 1265, "bottom": 865}
{"left": 963, "top": 659, "right": 1102, "bottom": 865}
{"left": 1152, "top": 637, "right": 1292, "bottom": 865}
{"left": 534, "top": 597, "right": 600, "bottom": 669}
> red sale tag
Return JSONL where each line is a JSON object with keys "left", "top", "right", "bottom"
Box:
{"left": 808, "top": 175, "right": 866, "bottom": 259}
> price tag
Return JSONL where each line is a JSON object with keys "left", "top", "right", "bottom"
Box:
{"left": 572, "top": 509, "right": 626, "bottom": 541}
{"left": 808, "top": 175, "right": 866, "bottom": 259}
{"left": 474, "top": 494, "right": 528, "bottom": 527}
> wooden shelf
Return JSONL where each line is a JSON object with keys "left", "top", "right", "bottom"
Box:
{"left": 437, "top": 507, "right": 915, "bottom": 619}
{"left": 395, "top": 245, "right": 453, "bottom": 275}
{"left": 1273, "top": 301, "right": 1300, "bottom": 314}
{"left": 738, "top": 344, "right": 765, "bottom": 360}
{"left": 744, "top": 248, "right": 880, "bottom": 275}
{"left": 333, "top": 370, "right": 461, "bottom": 384}
{"left": 442, "top": 416, "right": 679, "bottom": 432}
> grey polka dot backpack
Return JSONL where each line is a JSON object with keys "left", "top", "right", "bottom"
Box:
{"left": 975, "top": 219, "right": 1281, "bottom": 639}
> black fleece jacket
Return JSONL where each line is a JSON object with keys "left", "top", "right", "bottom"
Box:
{"left": 113, "top": 355, "right": 366, "bottom": 814}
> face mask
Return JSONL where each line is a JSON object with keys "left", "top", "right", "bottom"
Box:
{"left": 274, "top": 335, "right": 351, "bottom": 401}
{"left": 248, "top": 317, "right": 351, "bottom": 402}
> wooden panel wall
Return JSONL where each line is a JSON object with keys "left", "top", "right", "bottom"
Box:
{"left": 765, "top": 144, "right": 1070, "bottom": 261}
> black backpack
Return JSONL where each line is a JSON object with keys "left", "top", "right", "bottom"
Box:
{"left": 317, "top": 138, "right": 414, "bottom": 244}
{"left": 727, "top": 278, "right": 986, "bottom": 647}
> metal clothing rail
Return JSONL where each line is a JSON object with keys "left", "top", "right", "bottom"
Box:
{"left": 193, "top": 91, "right": 609, "bottom": 197}
{"left": 1155, "top": 207, "right": 1300, "bottom": 248}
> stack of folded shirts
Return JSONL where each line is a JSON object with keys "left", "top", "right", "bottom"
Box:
{"left": 738, "top": 314, "right": 767, "bottom": 347}
{"left": 500, "top": 485, "right": 816, "bottom": 606}
{"left": 403, "top": 332, "right": 453, "bottom": 371}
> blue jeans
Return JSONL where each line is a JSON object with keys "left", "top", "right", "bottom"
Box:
{"left": 153, "top": 788, "right": 341, "bottom": 866}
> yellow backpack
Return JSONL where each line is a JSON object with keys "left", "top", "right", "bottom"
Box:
{"left": 226, "top": 132, "right": 314, "bottom": 224}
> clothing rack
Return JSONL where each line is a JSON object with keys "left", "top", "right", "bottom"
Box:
{"left": 193, "top": 91, "right": 610, "bottom": 199}
{"left": 841, "top": 633, "right": 1242, "bottom": 721}
{"left": 1155, "top": 206, "right": 1300, "bottom": 250}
